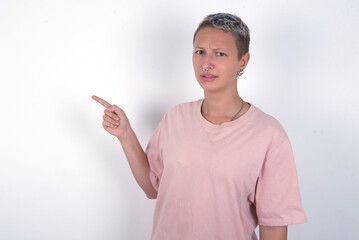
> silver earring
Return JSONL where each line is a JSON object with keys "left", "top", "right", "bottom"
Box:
{"left": 237, "top": 70, "right": 244, "bottom": 76}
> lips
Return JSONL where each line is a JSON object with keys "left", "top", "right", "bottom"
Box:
{"left": 200, "top": 73, "right": 218, "bottom": 82}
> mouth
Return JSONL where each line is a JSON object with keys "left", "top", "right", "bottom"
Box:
{"left": 200, "top": 74, "right": 218, "bottom": 82}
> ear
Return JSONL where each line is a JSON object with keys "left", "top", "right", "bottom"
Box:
{"left": 238, "top": 52, "right": 250, "bottom": 71}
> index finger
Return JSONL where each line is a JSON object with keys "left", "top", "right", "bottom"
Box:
{"left": 92, "top": 95, "right": 112, "bottom": 109}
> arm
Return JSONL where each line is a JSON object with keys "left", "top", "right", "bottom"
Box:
{"left": 92, "top": 95, "right": 157, "bottom": 199}
{"left": 259, "top": 226, "right": 287, "bottom": 240}
{"left": 119, "top": 127, "right": 158, "bottom": 199}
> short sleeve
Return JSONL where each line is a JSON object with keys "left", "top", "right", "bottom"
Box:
{"left": 255, "top": 139, "right": 306, "bottom": 226}
{"left": 145, "top": 114, "right": 167, "bottom": 191}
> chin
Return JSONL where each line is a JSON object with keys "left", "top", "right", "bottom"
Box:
{"left": 196, "top": 79, "right": 236, "bottom": 94}
{"left": 197, "top": 82, "right": 221, "bottom": 93}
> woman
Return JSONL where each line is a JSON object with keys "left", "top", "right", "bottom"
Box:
{"left": 92, "top": 13, "right": 306, "bottom": 240}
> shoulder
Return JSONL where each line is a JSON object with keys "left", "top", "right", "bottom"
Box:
{"left": 250, "top": 105, "right": 283, "bottom": 128}
{"left": 248, "top": 105, "right": 289, "bottom": 144}
{"left": 165, "top": 99, "right": 201, "bottom": 118}
{"left": 155, "top": 99, "right": 201, "bottom": 130}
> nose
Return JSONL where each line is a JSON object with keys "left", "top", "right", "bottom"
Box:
{"left": 201, "top": 54, "right": 214, "bottom": 71}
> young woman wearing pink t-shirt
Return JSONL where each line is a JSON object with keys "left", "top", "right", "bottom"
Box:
{"left": 92, "top": 13, "right": 306, "bottom": 240}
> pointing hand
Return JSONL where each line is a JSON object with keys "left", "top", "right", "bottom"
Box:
{"left": 92, "top": 95, "right": 131, "bottom": 140}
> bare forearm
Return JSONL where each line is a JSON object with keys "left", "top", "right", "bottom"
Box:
{"left": 92, "top": 96, "right": 157, "bottom": 199}
{"left": 119, "top": 128, "right": 157, "bottom": 199}
{"left": 259, "top": 226, "right": 287, "bottom": 240}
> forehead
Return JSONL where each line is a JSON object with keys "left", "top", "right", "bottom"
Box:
{"left": 194, "top": 27, "right": 237, "bottom": 49}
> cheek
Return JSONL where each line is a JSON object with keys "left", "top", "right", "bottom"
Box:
{"left": 192, "top": 58, "right": 201, "bottom": 71}
{"left": 226, "top": 61, "right": 241, "bottom": 73}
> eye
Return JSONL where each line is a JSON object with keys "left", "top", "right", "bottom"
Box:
{"left": 216, "top": 52, "right": 226, "bottom": 56}
{"left": 195, "top": 50, "right": 204, "bottom": 55}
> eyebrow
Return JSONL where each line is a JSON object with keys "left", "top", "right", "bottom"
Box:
{"left": 194, "top": 46, "right": 229, "bottom": 52}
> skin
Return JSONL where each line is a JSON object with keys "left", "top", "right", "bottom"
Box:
{"left": 93, "top": 26, "right": 288, "bottom": 240}
{"left": 92, "top": 95, "right": 157, "bottom": 199}
{"left": 260, "top": 226, "right": 288, "bottom": 240}
{"left": 192, "top": 27, "right": 251, "bottom": 124}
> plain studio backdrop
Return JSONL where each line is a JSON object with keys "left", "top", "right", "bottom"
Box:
{"left": 0, "top": 0, "right": 358, "bottom": 239}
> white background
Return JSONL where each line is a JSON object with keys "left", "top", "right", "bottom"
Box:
{"left": 0, "top": 0, "right": 358, "bottom": 239}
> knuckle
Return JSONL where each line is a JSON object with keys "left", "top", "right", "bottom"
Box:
{"left": 113, "top": 105, "right": 123, "bottom": 111}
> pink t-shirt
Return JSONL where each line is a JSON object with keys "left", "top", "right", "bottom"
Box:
{"left": 146, "top": 99, "right": 306, "bottom": 240}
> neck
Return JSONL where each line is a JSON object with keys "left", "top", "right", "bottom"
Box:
{"left": 202, "top": 89, "right": 244, "bottom": 119}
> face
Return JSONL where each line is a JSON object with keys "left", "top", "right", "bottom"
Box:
{"left": 192, "top": 27, "right": 249, "bottom": 93}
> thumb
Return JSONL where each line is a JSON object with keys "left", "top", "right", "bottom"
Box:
{"left": 110, "top": 105, "right": 126, "bottom": 118}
